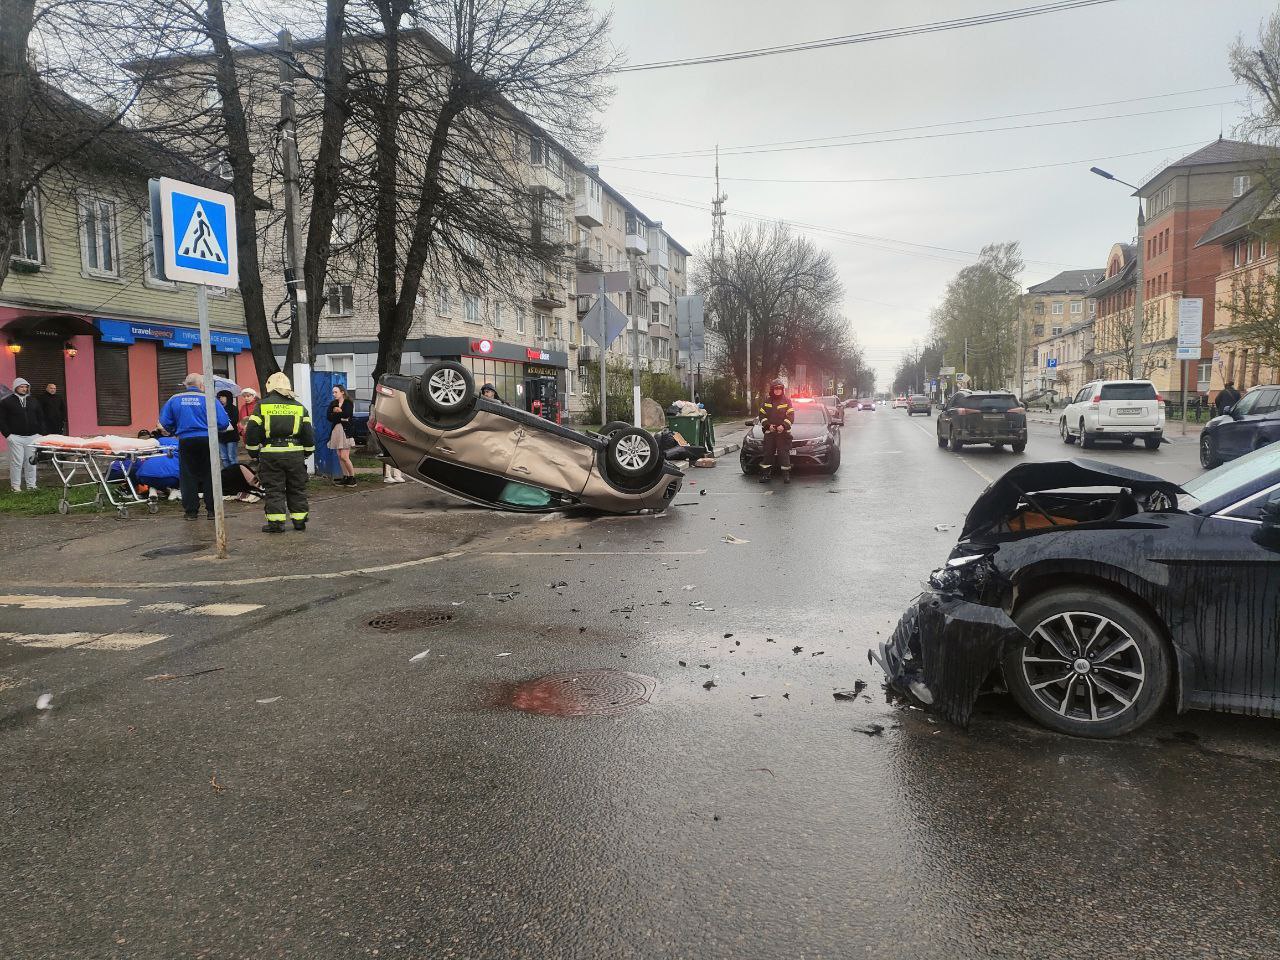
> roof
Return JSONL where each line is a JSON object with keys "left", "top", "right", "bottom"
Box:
{"left": 1195, "top": 183, "right": 1279, "bottom": 247}
{"left": 1027, "top": 269, "right": 1104, "bottom": 295}
{"left": 1140, "top": 138, "right": 1280, "bottom": 191}
{"left": 1085, "top": 257, "right": 1136, "bottom": 299}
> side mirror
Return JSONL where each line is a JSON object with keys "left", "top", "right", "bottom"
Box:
{"left": 1254, "top": 496, "right": 1280, "bottom": 549}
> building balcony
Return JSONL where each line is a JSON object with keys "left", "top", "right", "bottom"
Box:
{"left": 532, "top": 283, "right": 567, "bottom": 310}
{"left": 625, "top": 231, "right": 648, "bottom": 256}
{"left": 579, "top": 343, "right": 598, "bottom": 364}
{"left": 574, "top": 188, "right": 603, "bottom": 228}
{"left": 529, "top": 164, "right": 567, "bottom": 197}
{"left": 648, "top": 282, "right": 670, "bottom": 306}
{"left": 649, "top": 321, "right": 672, "bottom": 340}
{"left": 576, "top": 294, "right": 594, "bottom": 315}
{"left": 575, "top": 246, "right": 604, "bottom": 272}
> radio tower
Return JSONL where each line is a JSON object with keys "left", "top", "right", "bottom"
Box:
{"left": 711, "top": 144, "right": 727, "bottom": 268}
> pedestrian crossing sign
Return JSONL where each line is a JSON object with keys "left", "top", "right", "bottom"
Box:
{"left": 149, "top": 177, "right": 238, "bottom": 287}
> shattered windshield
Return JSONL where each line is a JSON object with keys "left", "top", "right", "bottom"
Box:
{"left": 1182, "top": 443, "right": 1280, "bottom": 508}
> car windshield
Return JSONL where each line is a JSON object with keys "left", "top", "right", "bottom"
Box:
{"left": 962, "top": 395, "right": 1018, "bottom": 411}
{"left": 1182, "top": 442, "right": 1280, "bottom": 507}
{"left": 909, "top": 395, "right": 927, "bottom": 402}
{"left": 1100, "top": 382, "right": 1157, "bottom": 401}
{"left": 793, "top": 407, "right": 826, "bottom": 424}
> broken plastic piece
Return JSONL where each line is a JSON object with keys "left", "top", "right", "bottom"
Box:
{"left": 35, "top": 693, "right": 53, "bottom": 711}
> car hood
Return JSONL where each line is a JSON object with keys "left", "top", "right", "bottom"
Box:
{"left": 748, "top": 422, "right": 829, "bottom": 441}
{"left": 960, "top": 458, "right": 1185, "bottom": 541}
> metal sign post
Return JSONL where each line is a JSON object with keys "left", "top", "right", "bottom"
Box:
{"left": 1176, "top": 298, "right": 1203, "bottom": 438}
{"left": 150, "top": 176, "right": 239, "bottom": 560}
{"left": 599, "top": 272, "right": 608, "bottom": 425}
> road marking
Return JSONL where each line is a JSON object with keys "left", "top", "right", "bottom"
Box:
{"left": 140, "top": 602, "right": 263, "bottom": 617}
{"left": 6, "top": 551, "right": 463, "bottom": 591}
{"left": 484, "top": 550, "right": 708, "bottom": 556}
{"left": 909, "top": 421, "right": 996, "bottom": 484}
{"left": 0, "top": 595, "right": 130, "bottom": 610}
{"left": 0, "top": 632, "right": 168, "bottom": 651}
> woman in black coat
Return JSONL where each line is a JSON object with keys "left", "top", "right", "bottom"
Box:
{"left": 215, "top": 390, "right": 240, "bottom": 467}
{"left": 327, "top": 385, "right": 357, "bottom": 486}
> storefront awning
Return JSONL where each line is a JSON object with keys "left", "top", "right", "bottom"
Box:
{"left": 95, "top": 317, "right": 251, "bottom": 353}
{"left": 1, "top": 311, "right": 98, "bottom": 339}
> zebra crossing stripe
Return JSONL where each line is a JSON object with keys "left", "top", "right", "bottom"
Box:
{"left": 0, "top": 632, "right": 168, "bottom": 650}
{"left": 0, "top": 595, "right": 131, "bottom": 609}
{"left": 140, "top": 602, "right": 263, "bottom": 617}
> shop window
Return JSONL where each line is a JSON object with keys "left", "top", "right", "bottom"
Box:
{"left": 79, "top": 194, "right": 119, "bottom": 277}
{"left": 212, "top": 352, "right": 231, "bottom": 378}
{"left": 94, "top": 344, "right": 132, "bottom": 426}
{"left": 327, "top": 283, "right": 354, "bottom": 316}
{"left": 15, "top": 190, "right": 42, "bottom": 264}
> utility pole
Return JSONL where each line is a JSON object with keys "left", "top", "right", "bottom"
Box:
{"left": 630, "top": 245, "right": 642, "bottom": 427}
{"left": 277, "top": 29, "right": 312, "bottom": 469}
{"left": 1131, "top": 204, "right": 1146, "bottom": 380}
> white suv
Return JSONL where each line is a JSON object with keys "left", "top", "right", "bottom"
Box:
{"left": 1061, "top": 379, "right": 1164, "bottom": 450}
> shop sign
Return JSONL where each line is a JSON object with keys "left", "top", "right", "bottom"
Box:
{"left": 525, "top": 364, "right": 560, "bottom": 377}
{"left": 526, "top": 348, "right": 552, "bottom": 361}
{"left": 95, "top": 317, "right": 250, "bottom": 353}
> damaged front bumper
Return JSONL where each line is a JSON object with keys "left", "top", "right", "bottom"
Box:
{"left": 870, "top": 587, "right": 1026, "bottom": 727}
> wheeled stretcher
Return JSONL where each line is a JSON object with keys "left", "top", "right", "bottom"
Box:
{"left": 33, "top": 435, "right": 172, "bottom": 519}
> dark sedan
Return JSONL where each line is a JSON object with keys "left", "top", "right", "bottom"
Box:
{"left": 906, "top": 394, "right": 932, "bottom": 416}
{"left": 1200, "top": 383, "right": 1280, "bottom": 469}
{"left": 936, "top": 390, "right": 1026, "bottom": 453}
{"left": 871, "top": 452, "right": 1280, "bottom": 738}
{"left": 740, "top": 403, "right": 841, "bottom": 475}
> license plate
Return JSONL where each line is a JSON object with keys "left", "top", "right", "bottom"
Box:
{"left": 983, "top": 414, "right": 1005, "bottom": 421}
{"left": 1117, "top": 407, "right": 1143, "bottom": 416}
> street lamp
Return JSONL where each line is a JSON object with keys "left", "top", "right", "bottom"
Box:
{"left": 1091, "top": 166, "right": 1145, "bottom": 380}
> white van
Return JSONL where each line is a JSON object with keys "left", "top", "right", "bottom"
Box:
{"left": 1060, "top": 380, "right": 1164, "bottom": 450}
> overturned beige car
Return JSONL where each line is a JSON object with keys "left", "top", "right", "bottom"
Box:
{"left": 370, "top": 361, "right": 683, "bottom": 513}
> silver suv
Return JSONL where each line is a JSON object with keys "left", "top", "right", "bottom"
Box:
{"left": 1061, "top": 379, "right": 1164, "bottom": 450}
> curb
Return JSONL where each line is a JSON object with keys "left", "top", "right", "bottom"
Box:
{"left": 713, "top": 442, "right": 741, "bottom": 457}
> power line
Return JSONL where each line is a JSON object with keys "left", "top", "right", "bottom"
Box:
{"left": 616, "top": 0, "right": 1121, "bottom": 73}
{"left": 605, "top": 140, "right": 1209, "bottom": 186}
{"left": 595, "top": 85, "right": 1239, "bottom": 163}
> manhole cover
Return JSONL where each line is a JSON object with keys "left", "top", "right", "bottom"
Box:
{"left": 142, "top": 544, "right": 206, "bottom": 559}
{"left": 363, "top": 608, "right": 456, "bottom": 632}
{"left": 508, "top": 670, "right": 657, "bottom": 717}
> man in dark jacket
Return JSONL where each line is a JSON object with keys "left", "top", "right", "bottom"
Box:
{"left": 37, "top": 383, "right": 67, "bottom": 435}
{"left": 159, "top": 373, "right": 231, "bottom": 520}
{"left": 1, "top": 377, "right": 46, "bottom": 492}
{"left": 1215, "top": 381, "right": 1241, "bottom": 417}
{"left": 758, "top": 378, "right": 794, "bottom": 484}
{"left": 244, "top": 371, "right": 316, "bottom": 533}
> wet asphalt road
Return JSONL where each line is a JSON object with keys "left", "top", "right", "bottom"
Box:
{"left": 2, "top": 410, "right": 1278, "bottom": 959}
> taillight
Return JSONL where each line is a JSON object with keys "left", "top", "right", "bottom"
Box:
{"left": 1090, "top": 395, "right": 1101, "bottom": 406}
{"left": 1007, "top": 407, "right": 1025, "bottom": 414}
{"left": 376, "top": 384, "right": 396, "bottom": 397}
{"left": 1155, "top": 393, "right": 1165, "bottom": 406}
{"left": 374, "top": 422, "right": 407, "bottom": 442}
{"left": 955, "top": 408, "right": 978, "bottom": 415}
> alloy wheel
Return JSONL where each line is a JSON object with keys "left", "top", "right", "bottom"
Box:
{"left": 1200, "top": 435, "right": 1215, "bottom": 469}
{"left": 1020, "top": 611, "right": 1145, "bottom": 723}
{"left": 614, "top": 434, "right": 652, "bottom": 471}
{"left": 428, "top": 368, "right": 467, "bottom": 407}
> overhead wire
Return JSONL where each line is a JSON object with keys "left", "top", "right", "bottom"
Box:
{"left": 615, "top": 0, "right": 1122, "bottom": 73}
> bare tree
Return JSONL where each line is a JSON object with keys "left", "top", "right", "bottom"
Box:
{"left": 930, "top": 242, "right": 1023, "bottom": 389}
{"left": 1093, "top": 300, "right": 1170, "bottom": 380}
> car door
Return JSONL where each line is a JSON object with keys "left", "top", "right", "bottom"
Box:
{"left": 508, "top": 422, "right": 596, "bottom": 496}
{"left": 428, "top": 409, "right": 520, "bottom": 477}
{"left": 937, "top": 394, "right": 957, "bottom": 437}
{"left": 1173, "top": 486, "right": 1280, "bottom": 711}
{"left": 1063, "top": 386, "right": 1085, "bottom": 433}
{"left": 1215, "top": 389, "right": 1265, "bottom": 460}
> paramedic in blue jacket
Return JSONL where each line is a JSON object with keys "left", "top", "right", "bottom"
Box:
{"left": 159, "top": 373, "right": 230, "bottom": 521}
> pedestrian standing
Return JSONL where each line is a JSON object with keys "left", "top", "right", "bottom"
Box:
{"left": 1215, "top": 381, "right": 1241, "bottom": 417}
{"left": 160, "top": 374, "right": 229, "bottom": 520}
{"left": 216, "top": 389, "right": 240, "bottom": 468}
{"left": 757, "top": 378, "right": 794, "bottom": 485}
{"left": 326, "top": 384, "right": 356, "bottom": 486}
{"left": 237, "top": 388, "right": 259, "bottom": 437}
{"left": 244, "top": 371, "right": 315, "bottom": 533}
{"left": 0, "top": 378, "right": 46, "bottom": 492}
{"left": 37, "top": 382, "right": 67, "bottom": 435}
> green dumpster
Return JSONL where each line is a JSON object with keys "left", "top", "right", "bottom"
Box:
{"left": 666, "top": 414, "right": 715, "bottom": 453}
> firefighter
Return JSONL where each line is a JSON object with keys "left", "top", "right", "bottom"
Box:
{"left": 758, "top": 378, "right": 793, "bottom": 484}
{"left": 244, "top": 371, "right": 316, "bottom": 533}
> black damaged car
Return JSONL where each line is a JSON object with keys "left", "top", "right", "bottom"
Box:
{"left": 871, "top": 450, "right": 1280, "bottom": 738}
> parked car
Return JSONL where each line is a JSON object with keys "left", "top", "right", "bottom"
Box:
{"left": 872, "top": 449, "right": 1280, "bottom": 738}
{"left": 1200, "top": 384, "right": 1280, "bottom": 469}
{"left": 1060, "top": 379, "right": 1164, "bottom": 450}
{"left": 892, "top": 396, "right": 908, "bottom": 409}
{"left": 349, "top": 393, "right": 371, "bottom": 446}
{"left": 906, "top": 394, "right": 932, "bottom": 416}
{"left": 936, "top": 390, "right": 1027, "bottom": 452}
{"left": 740, "top": 403, "right": 841, "bottom": 475}
{"left": 370, "top": 361, "right": 682, "bottom": 513}
{"left": 819, "top": 395, "right": 845, "bottom": 426}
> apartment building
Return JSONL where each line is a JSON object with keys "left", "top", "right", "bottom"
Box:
{"left": 2, "top": 96, "right": 254, "bottom": 444}
{"left": 1021, "top": 268, "right": 1102, "bottom": 397}
{"left": 1128, "top": 138, "right": 1280, "bottom": 401}
{"left": 1085, "top": 242, "right": 1139, "bottom": 382}
{"left": 1196, "top": 184, "right": 1280, "bottom": 397}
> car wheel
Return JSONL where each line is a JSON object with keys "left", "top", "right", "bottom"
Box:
{"left": 601, "top": 420, "right": 631, "bottom": 439}
{"left": 607, "top": 427, "right": 660, "bottom": 479}
{"left": 1144, "top": 437, "right": 1162, "bottom": 451}
{"left": 824, "top": 445, "right": 841, "bottom": 474}
{"left": 1011, "top": 442, "right": 1026, "bottom": 454}
{"left": 1079, "top": 420, "right": 1095, "bottom": 449}
{"left": 1200, "top": 434, "right": 1221, "bottom": 469}
{"left": 740, "top": 452, "right": 760, "bottom": 475}
{"left": 419, "top": 361, "right": 475, "bottom": 417}
{"left": 1004, "top": 587, "right": 1171, "bottom": 738}
{"left": 1060, "top": 419, "right": 1075, "bottom": 445}
{"left": 949, "top": 431, "right": 964, "bottom": 452}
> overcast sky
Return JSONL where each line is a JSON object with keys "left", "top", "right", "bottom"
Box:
{"left": 589, "top": 0, "right": 1278, "bottom": 389}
